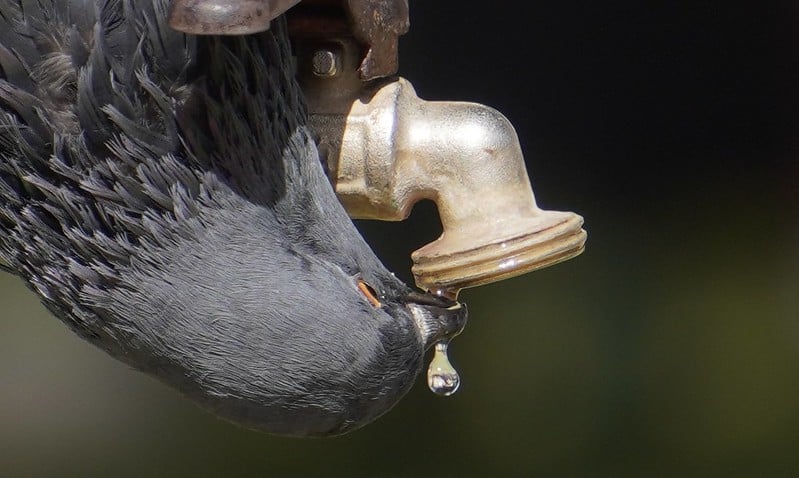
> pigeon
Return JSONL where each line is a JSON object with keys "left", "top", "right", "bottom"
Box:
{"left": 0, "top": 0, "right": 466, "bottom": 437}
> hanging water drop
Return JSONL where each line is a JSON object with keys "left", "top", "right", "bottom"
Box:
{"left": 427, "top": 339, "right": 460, "bottom": 396}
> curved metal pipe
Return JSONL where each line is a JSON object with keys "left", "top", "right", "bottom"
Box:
{"left": 328, "top": 78, "right": 587, "bottom": 292}
{"left": 167, "top": 0, "right": 300, "bottom": 35}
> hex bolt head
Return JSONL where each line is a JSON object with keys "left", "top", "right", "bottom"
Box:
{"left": 312, "top": 49, "right": 340, "bottom": 77}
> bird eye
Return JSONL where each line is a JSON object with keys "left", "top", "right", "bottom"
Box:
{"left": 357, "top": 280, "right": 382, "bottom": 308}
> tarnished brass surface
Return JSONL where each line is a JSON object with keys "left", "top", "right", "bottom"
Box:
{"left": 316, "top": 77, "right": 587, "bottom": 291}
{"left": 412, "top": 213, "right": 586, "bottom": 291}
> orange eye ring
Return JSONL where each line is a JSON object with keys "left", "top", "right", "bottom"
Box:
{"left": 357, "top": 280, "right": 382, "bottom": 308}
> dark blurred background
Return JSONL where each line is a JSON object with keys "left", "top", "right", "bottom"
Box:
{"left": 2, "top": 1, "right": 798, "bottom": 476}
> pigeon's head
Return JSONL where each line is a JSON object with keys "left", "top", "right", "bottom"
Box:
{"left": 96, "top": 186, "right": 468, "bottom": 437}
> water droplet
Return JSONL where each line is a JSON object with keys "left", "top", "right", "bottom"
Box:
{"left": 427, "top": 340, "right": 460, "bottom": 396}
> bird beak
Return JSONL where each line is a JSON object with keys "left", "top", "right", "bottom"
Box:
{"left": 405, "top": 292, "right": 468, "bottom": 350}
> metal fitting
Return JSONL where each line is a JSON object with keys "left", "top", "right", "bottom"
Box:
{"left": 312, "top": 48, "right": 340, "bottom": 77}
{"left": 315, "top": 77, "right": 587, "bottom": 291}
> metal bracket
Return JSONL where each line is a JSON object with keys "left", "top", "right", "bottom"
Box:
{"left": 167, "top": 0, "right": 408, "bottom": 81}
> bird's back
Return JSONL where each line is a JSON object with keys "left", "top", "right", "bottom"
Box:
{"left": 0, "top": 0, "right": 315, "bottom": 318}
{"left": 0, "top": 0, "right": 198, "bottom": 334}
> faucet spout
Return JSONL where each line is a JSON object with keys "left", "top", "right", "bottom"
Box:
{"left": 327, "top": 78, "right": 587, "bottom": 291}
